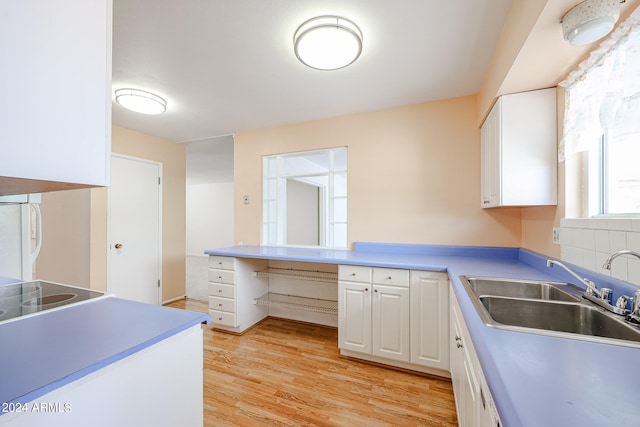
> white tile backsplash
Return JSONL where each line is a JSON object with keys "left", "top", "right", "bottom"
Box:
{"left": 560, "top": 218, "right": 640, "bottom": 285}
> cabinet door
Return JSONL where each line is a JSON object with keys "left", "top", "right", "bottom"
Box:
{"left": 410, "top": 271, "right": 449, "bottom": 370}
{"left": 372, "top": 285, "right": 410, "bottom": 362}
{"left": 480, "top": 100, "right": 500, "bottom": 208}
{"left": 0, "top": 0, "right": 112, "bottom": 194}
{"left": 338, "top": 282, "right": 372, "bottom": 354}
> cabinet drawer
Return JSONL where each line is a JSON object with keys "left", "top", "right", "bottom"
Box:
{"left": 208, "top": 283, "right": 235, "bottom": 299}
{"left": 209, "top": 309, "right": 236, "bottom": 327}
{"left": 338, "top": 265, "right": 372, "bottom": 283}
{"left": 373, "top": 268, "right": 409, "bottom": 287}
{"left": 209, "top": 296, "right": 235, "bottom": 313}
{"left": 208, "top": 256, "right": 235, "bottom": 270}
{"left": 207, "top": 269, "right": 235, "bottom": 285}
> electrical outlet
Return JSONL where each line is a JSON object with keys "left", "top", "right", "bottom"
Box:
{"left": 552, "top": 227, "right": 561, "bottom": 245}
{"left": 243, "top": 195, "right": 250, "bottom": 205}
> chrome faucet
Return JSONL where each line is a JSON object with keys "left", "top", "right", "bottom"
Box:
{"left": 545, "top": 259, "right": 625, "bottom": 314}
{"left": 602, "top": 250, "right": 640, "bottom": 322}
{"left": 546, "top": 260, "right": 602, "bottom": 298}
{"left": 602, "top": 250, "right": 640, "bottom": 270}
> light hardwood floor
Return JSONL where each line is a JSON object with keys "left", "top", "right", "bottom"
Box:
{"left": 166, "top": 298, "right": 458, "bottom": 426}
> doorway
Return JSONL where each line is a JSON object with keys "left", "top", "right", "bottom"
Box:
{"left": 108, "top": 154, "right": 162, "bottom": 304}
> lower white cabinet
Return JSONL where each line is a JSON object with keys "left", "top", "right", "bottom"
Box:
{"left": 338, "top": 266, "right": 449, "bottom": 375}
{"left": 372, "top": 284, "right": 410, "bottom": 361}
{"left": 450, "top": 285, "right": 501, "bottom": 427}
{"left": 410, "top": 270, "right": 449, "bottom": 371}
{"left": 339, "top": 266, "right": 410, "bottom": 362}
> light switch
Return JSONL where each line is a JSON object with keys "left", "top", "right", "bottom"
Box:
{"left": 243, "top": 195, "right": 250, "bottom": 204}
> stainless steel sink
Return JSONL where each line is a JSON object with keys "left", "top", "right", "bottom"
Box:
{"left": 479, "top": 296, "right": 640, "bottom": 345}
{"left": 463, "top": 276, "right": 582, "bottom": 301}
{"left": 460, "top": 276, "right": 640, "bottom": 348}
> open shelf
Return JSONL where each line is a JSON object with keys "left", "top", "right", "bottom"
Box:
{"left": 254, "top": 292, "right": 338, "bottom": 315}
{"left": 254, "top": 268, "right": 338, "bottom": 284}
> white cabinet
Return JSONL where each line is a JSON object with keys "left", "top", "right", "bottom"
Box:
{"left": 207, "top": 256, "right": 268, "bottom": 333}
{"left": 339, "top": 266, "right": 450, "bottom": 376}
{"left": 450, "top": 285, "right": 502, "bottom": 427}
{"left": 410, "top": 271, "right": 449, "bottom": 371}
{"left": 339, "top": 266, "right": 410, "bottom": 363}
{"left": 480, "top": 88, "right": 557, "bottom": 208}
{"left": 0, "top": 0, "right": 112, "bottom": 196}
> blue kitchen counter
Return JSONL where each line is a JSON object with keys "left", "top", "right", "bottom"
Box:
{"left": 0, "top": 296, "right": 209, "bottom": 408}
{"left": 206, "top": 243, "right": 640, "bottom": 426}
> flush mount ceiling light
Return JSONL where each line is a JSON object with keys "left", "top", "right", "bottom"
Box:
{"left": 114, "top": 88, "right": 167, "bottom": 115}
{"left": 561, "top": 0, "right": 620, "bottom": 46}
{"left": 293, "top": 15, "right": 363, "bottom": 70}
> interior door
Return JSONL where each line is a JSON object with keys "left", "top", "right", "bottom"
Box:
{"left": 109, "top": 155, "right": 162, "bottom": 304}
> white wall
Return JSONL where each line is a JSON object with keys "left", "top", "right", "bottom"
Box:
{"left": 186, "top": 182, "right": 234, "bottom": 301}
{"left": 560, "top": 218, "right": 640, "bottom": 284}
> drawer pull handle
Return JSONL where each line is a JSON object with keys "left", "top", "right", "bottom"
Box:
{"left": 218, "top": 290, "right": 223, "bottom": 293}
{"left": 386, "top": 276, "right": 392, "bottom": 280}
{"left": 365, "top": 288, "right": 369, "bottom": 292}
{"left": 350, "top": 273, "right": 356, "bottom": 276}
{"left": 218, "top": 276, "right": 223, "bottom": 280}
{"left": 374, "top": 289, "right": 378, "bottom": 293}
{"left": 218, "top": 317, "right": 223, "bottom": 321}
{"left": 218, "top": 303, "right": 222, "bottom": 307}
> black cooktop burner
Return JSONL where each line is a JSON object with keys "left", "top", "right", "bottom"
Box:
{"left": 0, "top": 281, "right": 104, "bottom": 323}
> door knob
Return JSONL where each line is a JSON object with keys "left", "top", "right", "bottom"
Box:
{"left": 115, "top": 243, "right": 123, "bottom": 249}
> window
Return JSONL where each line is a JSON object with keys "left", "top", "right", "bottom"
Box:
{"left": 262, "top": 148, "right": 347, "bottom": 248}
{"left": 560, "top": 8, "right": 640, "bottom": 216}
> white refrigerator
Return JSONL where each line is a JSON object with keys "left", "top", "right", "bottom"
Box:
{"left": 0, "top": 196, "right": 42, "bottom": 282}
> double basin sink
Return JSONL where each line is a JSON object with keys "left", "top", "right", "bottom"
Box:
{"left": 461, "top": 276, "right": 640, "bottom": 348}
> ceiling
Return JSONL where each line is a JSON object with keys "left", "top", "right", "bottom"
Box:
{"left": 112, "top": 0, "right": 514, "bottom": 145}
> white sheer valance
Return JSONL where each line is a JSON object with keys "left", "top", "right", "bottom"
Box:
{"left": 558, "top": 6, "right": 640, "bottom": 162}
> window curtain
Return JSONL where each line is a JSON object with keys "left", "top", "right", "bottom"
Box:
{"left": 558, "top": 6, "right": 640, "bottom": 162}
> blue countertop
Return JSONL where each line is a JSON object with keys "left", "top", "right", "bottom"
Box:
{"left": 0, "top": 296, "right": 209, "bottom": 408}
{"left": 206, "top": 243, "right": 640, "bottom": 426}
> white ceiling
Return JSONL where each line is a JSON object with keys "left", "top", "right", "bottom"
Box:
{"left": 112, "top": 0, "right": 513, "bottom": 143}
{"left": 112, "top": 1, "right": 514, "bottom": 183}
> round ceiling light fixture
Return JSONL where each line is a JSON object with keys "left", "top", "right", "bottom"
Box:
{"left": 293, "top": 15, "right": 363, "bottom": 70}
{"left": 561, "top": 0, "right": 620, "bottom": 46}
{"left": 114, "top": 88, "right": 167, "bottom": 114}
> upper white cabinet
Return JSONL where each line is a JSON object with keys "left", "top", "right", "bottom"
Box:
{"left": 480, "top": 88, "right": 557, "bottom": 208}
{"left": 0, "top": 0, "right": 112, "bottom": 196}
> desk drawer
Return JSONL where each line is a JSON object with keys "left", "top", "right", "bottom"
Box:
{"left": 209, "top": 296, "right": 235, "bottom": 313}
{"left": 208, "top": 283, "right": 235, "bottom": 299}
{"left": 373, "top": 268, "right": 409, "bottom": 287}
{"left": 338, "top": 265, "right": 372, "bottom": 283}
{"left": 209, "top": 309, "right": 236, "bottom": 327}
{"left": 208, "top": 256, "right": 235, "bottom": 270}
{"left": 208, "top": 269, "right": 235, "bottom": 285}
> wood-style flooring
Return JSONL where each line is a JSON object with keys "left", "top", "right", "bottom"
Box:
{"left": 166, "top": 298, "right": 458, "bottom": 426}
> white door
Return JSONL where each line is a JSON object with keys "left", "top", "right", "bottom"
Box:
{"left": 109, "top": 155, "right": 162, "bottom": 304}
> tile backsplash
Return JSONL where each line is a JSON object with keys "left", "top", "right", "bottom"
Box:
{"left": 560, "top": 218, "right": 640, "bottom": 285}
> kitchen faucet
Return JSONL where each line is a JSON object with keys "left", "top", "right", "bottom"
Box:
{"left": 602, "top": 250, "right": 640, "bottom": 270}
{"left": 545, "top": 259, "right": 625, "bottom": 314}
{"left": 546, "top": 260, "right": 603, "bottom": 298}
{"left": 602, "top": 250, "right": 640, "bottom": 323}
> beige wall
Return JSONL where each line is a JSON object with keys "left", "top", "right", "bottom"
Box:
{"left": 90, "top": 126, "right": 186, "bottom": 301}
{"left": 37, "top": 189, "right": 92, "bottom": 287}
{"left": 235, "top": 95, "right": 523, "bottom": 248}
